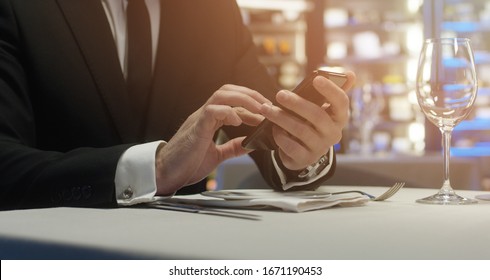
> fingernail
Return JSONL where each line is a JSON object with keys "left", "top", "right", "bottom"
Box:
{"left": 278, "top": 90, "right": 291, "bottom": 99}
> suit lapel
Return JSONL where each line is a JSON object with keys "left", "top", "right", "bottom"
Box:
{"left": 56, "top": 0, "right": 138, "bottom": 143}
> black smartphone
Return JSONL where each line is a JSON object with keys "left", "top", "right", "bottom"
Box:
{"left": 241, "top": 70, "right": 348, "bottom": 150}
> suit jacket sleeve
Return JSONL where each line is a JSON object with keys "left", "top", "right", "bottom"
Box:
{"left": 0, "top": 0, "right": 337, "bottom": 211}
{"left": 0, "top": 0, "right": 126, "bottom": 210}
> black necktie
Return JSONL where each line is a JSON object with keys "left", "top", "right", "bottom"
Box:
{"left": 127, "top": 0, "right": 152, "bottom": 125}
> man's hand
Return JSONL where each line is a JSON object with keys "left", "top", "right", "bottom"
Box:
{"left": 262, "top": 71, "right": 356, "bottom": 171}
{"left": 154, "top": 85, "right": 270, "bottom": 195}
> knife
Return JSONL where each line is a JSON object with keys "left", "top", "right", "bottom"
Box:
{"left": 146, "top": 201, "right": 262, "bottom": 221}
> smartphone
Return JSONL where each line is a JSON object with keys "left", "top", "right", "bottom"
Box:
{"left": 241, "top": 70, "right": 348, "bottom": 150}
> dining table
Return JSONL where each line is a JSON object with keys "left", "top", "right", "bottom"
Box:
{"left": 1, "top": 186, "right": 490, "bottom": 260}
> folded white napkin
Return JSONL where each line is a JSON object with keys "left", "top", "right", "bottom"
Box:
{"left": 159, "top": 190, "right": 369, "bottom": 213}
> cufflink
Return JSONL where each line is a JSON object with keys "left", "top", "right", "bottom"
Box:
{"left": 122, "top": 186, "right": 134, "bottom": 200}
{"left": 297, "top": 153, "right": 330, "bottom": 181}
{"left": 274, "top": 149, "right": 331, "bottom": 183}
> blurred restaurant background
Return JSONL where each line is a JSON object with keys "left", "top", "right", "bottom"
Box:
{"left": 212, "top": 0, "right": 490, "bottom": 191}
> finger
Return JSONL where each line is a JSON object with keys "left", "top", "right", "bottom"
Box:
{"left": 262, "top": 102, "right": 340, "bottom": 154}
{"left": 271, "top": 126, "right": 318, "bottom": 170}
{"left": 198, "top": 104, "right": 243, "bottom": 134}
{"left": 262, "top": 102, "right": 323, "bottom": 147}
{"left": 272, "top": 115, "right": 330, "bottom": 155}
{"left": 273, "top": 90, "right": 334, "bottom": 132}
{"left": 312, "top": 76, "right": 350, "bottom": 125}
{"left": 341, "top": 70, "right": 357, "bottom": 91}
{"left": 219, "top": 84, "right": 272, "bottom": 104}
{"left": 210, "top": 84, "right": 272, "bottom": 113}
{"left": 272, "top": 125, "right": 308, "bottom": 155}
{"left": 233, "top": 107, "right": 264, "bottom": 126}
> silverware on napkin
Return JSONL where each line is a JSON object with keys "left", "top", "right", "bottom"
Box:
{"left": 146, "top": 201, "right": 262, "bottom": 220}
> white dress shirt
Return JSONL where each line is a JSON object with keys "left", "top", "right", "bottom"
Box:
{"left": 103, "top": 0, "right": 332, "bottom": 205}
{"left": 102, "top": 0, "right": 163, "bottom": 205}
{"left": 101, "top": 0, "right": 160, "bottom": 75}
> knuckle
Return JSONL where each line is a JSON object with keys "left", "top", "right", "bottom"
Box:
{"left": 214, "top": 89, "right": 227, "bottom": 99}
{"left": 202, "top": 105, "right": 214, "bottom": 116}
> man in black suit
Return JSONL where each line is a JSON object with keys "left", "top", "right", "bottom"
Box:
{"left": 0, "top": 0, "right": 355, "bottom": 210}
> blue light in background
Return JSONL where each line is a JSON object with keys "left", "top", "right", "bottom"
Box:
{"left": 454, "top": 119, "right": 490, "bottom": 131}
{"left": 442, "top": 21, "right": 479, "bottom": 33}
{"left": 451, "top": 146, "right": 490, "bottom": 157}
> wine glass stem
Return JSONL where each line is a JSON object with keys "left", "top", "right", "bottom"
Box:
{"left": 441, "top": 128, "right": 455, "bottom": 195}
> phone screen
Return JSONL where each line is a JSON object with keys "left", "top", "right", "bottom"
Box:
{"left": 241, "top": 70, "right": 347, "bottom": 150}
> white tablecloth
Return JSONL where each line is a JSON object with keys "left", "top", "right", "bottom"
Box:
{"left": 1, "top": 186, "right": 490, "bottom": 259}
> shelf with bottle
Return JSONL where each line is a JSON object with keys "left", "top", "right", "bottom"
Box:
{"left": 247, "top": 21, "right": 306, "bottom": 33}
{"left": 441, "top": 20, "right": 490, "bottom": 66}
{"left": 327, "top": 55, "right": 409, "bottom": 66}
{"left": 421, "top": 0, "right": 490, "bottom": 156}
{"left": 238, "top": 0, "right": 310, "bottom": 89}
{"left": 326, "top": 21, "right": 419, "bottom": 33}
{"left": 341, "top": 75, "right": 425, "bottom": 156}
{"left": 439, "top": 1, "right": 490, "bottom": 55}
{"left": 322, "top": 1, "right": 423, "bottom": 93}
{"left": 248, "top": 26, "right": 305, "bottom": 89}
{"left": 321, "top": 1, "right": 425, "bottom": 155}
{"left": 324, "top": 31, "right": 418, "bottom": 68}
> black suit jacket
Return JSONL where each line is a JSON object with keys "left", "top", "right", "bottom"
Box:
{"left": 0, "top": 0, "right": 334, "bottom": 210}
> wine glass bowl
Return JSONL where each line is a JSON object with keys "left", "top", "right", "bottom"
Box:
{"left": 415, "top": 38, "right": 478, "bottom": 204}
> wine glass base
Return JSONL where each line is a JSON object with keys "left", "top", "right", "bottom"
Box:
{"left": 416, "top": 192, "right": 477, "bottom": 205}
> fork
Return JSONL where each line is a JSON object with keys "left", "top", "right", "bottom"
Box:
{"left": 332, "top": 182, "right": 405, "bottom": 201}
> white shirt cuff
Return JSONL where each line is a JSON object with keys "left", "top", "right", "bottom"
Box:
{"left": 272, "top": 146, "right": 334, "bottom": 191}
{"left": 115, "top": 141, "right": 164, "bottom": 206}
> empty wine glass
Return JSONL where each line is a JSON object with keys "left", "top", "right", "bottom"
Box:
{"left": 416, "top": 38, "right": 478, "bottom": 204}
